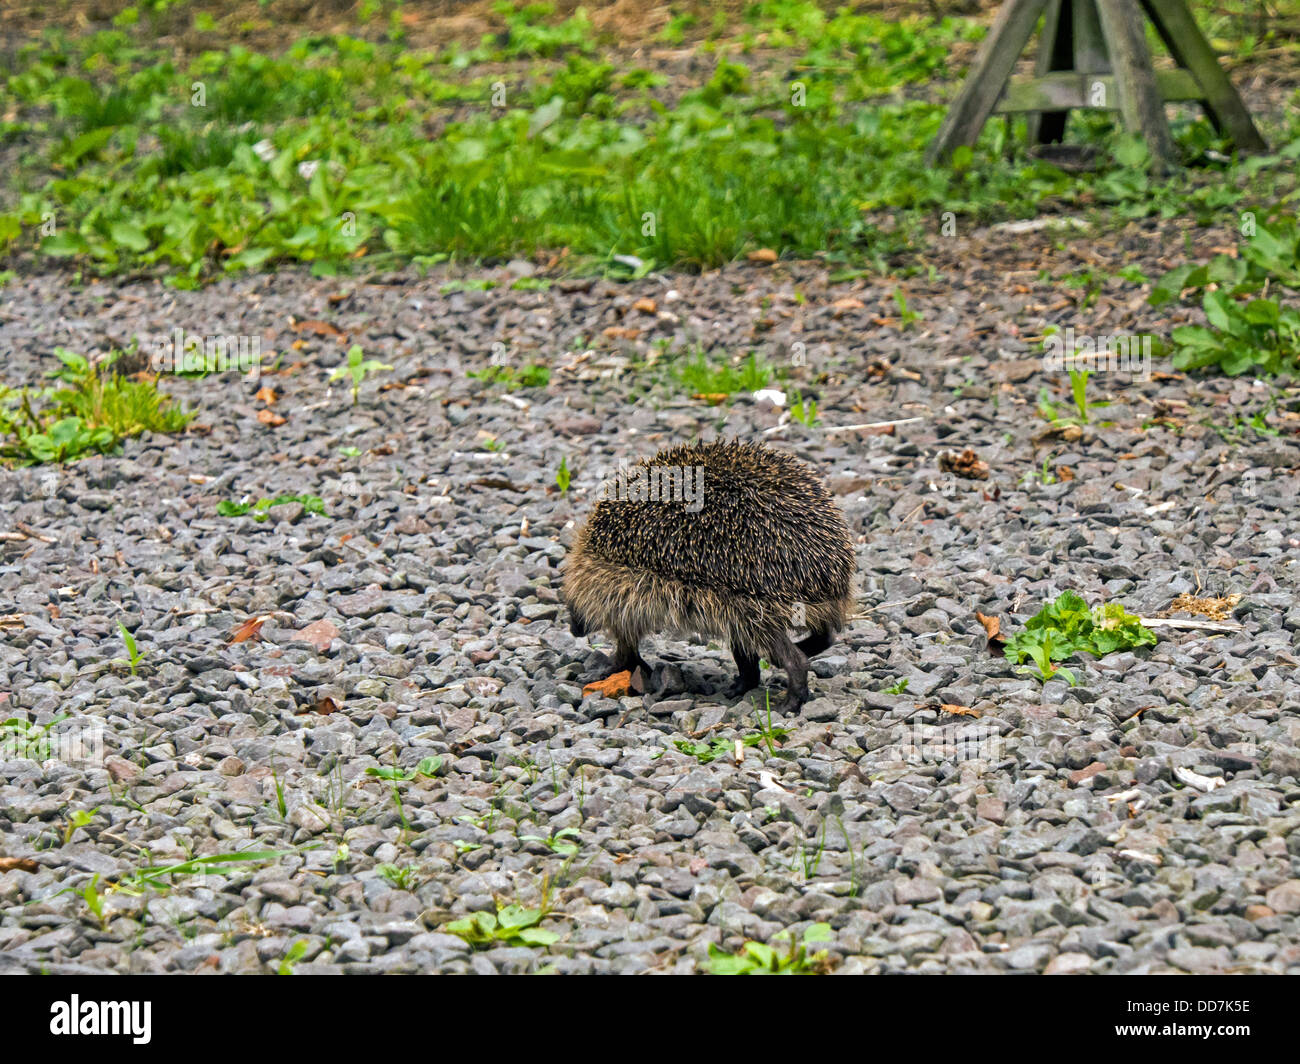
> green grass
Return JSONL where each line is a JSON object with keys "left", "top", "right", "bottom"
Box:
{"left": 673, "top": 349, "right": 776, "bottom": 396}
{"left": 115, "top": 622, "right": 145, "bottom": 676}
{"left": 3, "top": 9, "right": 1293, "bottom": 288}
{"left": 0, "top": 0, "right": 1295, "bottom": 336}
{"left": 519, "top": 827, "right": 580, "bottom": 855}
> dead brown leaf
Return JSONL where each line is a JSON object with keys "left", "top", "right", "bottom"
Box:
{"left": 290, "top": 318, "right": 345, "bottom": 340}
{"left": 583, "top": 671, "right": 633, "bottom": 699}
{"left": 1034, "top": 423, "right": 1083, "bottom": 444}
{"left": 0, "top": 857, "right": 38, "bottom": 873}
{"left": 257, "top": 409, "right": 287, "bottom": 427}
{"left": 830, "top": 297, "right": 866, "bottom": 316}
{"left": 1163, "top": 593, "right": 1242, "bottom": 622}
{"left": 941, "top": 704, "right": 981, "bottom": 718}
{"left": 602, "top": 326, "right": 640, "bottom": 341}
{"left": 254, "top": 386, "right": 278, "bottom": 404}
{"left": 975, "top": 612, "right": 1004, "bottom": 643}
{"left": 747, "top": 248, "right": 778, "bottom": 264}
{"left": 692, "top": 393, "right": 730, "bottom": 405}
{"left": 632, "top": 297, "right": 657, "bottom": 313}
{"left": 229, "top": 616, "right": 269, "bottom": 644}
{"left": 938, "top": 449, "right": 990, "bottom": 480}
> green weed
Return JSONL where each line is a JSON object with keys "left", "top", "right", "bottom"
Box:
{"left": 114, "top": 623, "right": 145, "bottom": 676}
{"left": 1152, "top": 218, "right": 1300, "bottom": 376}
{"left": 329, "top": 345, "right": 393, "bottom": 405}
{"left": 217, "top": 494, "right": 326, "bottom": 521}
{"left": 443, "top": 904, "right": 559, "bottom": 949}
{"left": 1003, "top": 591, "right": 1156, "bottom": 685}
{"left": 702, "top": 922, "right": 833, "bottom": 974}
{"left": 0, "top": 348, "right": 190, "bottom": 465}
{"left": 467, "top": 363, "right": 551, "bottom": 390}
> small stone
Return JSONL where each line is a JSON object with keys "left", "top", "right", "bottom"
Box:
{"left": 1044, "top": 952, "right": 1092, "bottom": 975}
{"left": 1264, "top": 881, "right": 1300, "bottom": 914}
{"left": 895, "top": 878, "right": 943, "bottom": 905}
{"left": 297, "top": 619, "right": 340, "bottom": 652}
{"left": 1068, "top": 762, "right": 1106, "bottom": 785}
{"left": 105, "top": 756, "right": 140, "bottom": 783}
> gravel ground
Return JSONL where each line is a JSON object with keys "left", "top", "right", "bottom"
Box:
{"left": 1, "top": 217, "right": 1298, "bottom": 974}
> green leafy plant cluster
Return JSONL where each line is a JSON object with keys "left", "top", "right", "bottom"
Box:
{"left": 444, "top": 904, "right": 559, "bottom": 949}
{"left": 217, "top": 494, "right": 326, "bottom": 521}
{"left": 0, "top": 712, "right": 70, "bottom": 761}
{"left": 364, "top": 755, "right": 444, "bottom": 783}
{"left": 672, "top": 725, "right": 791, "bottom": 764}
{"left": 0, "top": 348, "right": 191, "bottom": 465}
{"left": 703, "top": 922, "right": 833, "bottom": 975}
{"left": 1151, "top": 217, "right": 1300, "bottom": 376}
{"left": 519, "top": 827, "right": 579, "bottom": 855}
{"left": 1003, "top": 591, "right": 1156, "bottom": 685}
{"left": 467, "top": 363, "right": 552, "bottom": 390}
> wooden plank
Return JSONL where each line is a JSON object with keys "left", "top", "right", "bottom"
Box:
{"left": 1028, "top": 0, "right": 1070, "bottom": 144}
{"left": 1141, "top": 0, "right": 1268, "bottom": 152}
{"left": 1073, "top": 0, "right": 1109, "bottom": 72}
{"left": 926, "top": 0, "right": 1051, "bottom": 165}
{"left": 999, "top": 67, "right": 1202, "bottom": 112}
{"left": 1095, "top": 0, "right": 1176, "bottom": 168}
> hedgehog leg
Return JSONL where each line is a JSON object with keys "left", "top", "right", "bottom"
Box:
{"left": 727, "top": 647, "right": 761, "bottom": 698}
{"left": 767, "top": 631, "right": 810, "bottom": 712}
{"left": 796, "top": 628, "right": 834, "bottom": 658}
{"left": 613, "top": 638, "right": 652, "bottom": 679}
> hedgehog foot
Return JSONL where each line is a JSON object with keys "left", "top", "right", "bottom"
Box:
{"left": 613, "top": 640, "right": 653, "bottom": 681}
{"left": 727, "top": 648, "right": 761, "bottom": 699}
{"left": 767, "top": 632, "right": 810, "bottom": 712}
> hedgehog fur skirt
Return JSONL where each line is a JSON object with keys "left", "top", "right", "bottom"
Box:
{"left": 563, "top": 439, "right": 856, "bottom": 711}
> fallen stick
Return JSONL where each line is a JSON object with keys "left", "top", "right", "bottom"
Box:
{"left": 15, "top": 523, "right": 57, "bottom": 544}
{"left": 825, "top": 417, "right": 924, "bottom": 434}
{"left": 1138, "top": 617, "right": 1242, "bottom": 632}
{"left": 1173, "top": 765, "right": 1225, "bottom": 793}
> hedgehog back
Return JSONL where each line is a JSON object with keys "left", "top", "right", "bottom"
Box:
{"left": 579, "top": 440, "right": 853, "bottom": 603}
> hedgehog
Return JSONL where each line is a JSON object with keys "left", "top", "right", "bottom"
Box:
{"left": 562, "top": 439, "right": 856, "bottom": 711}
